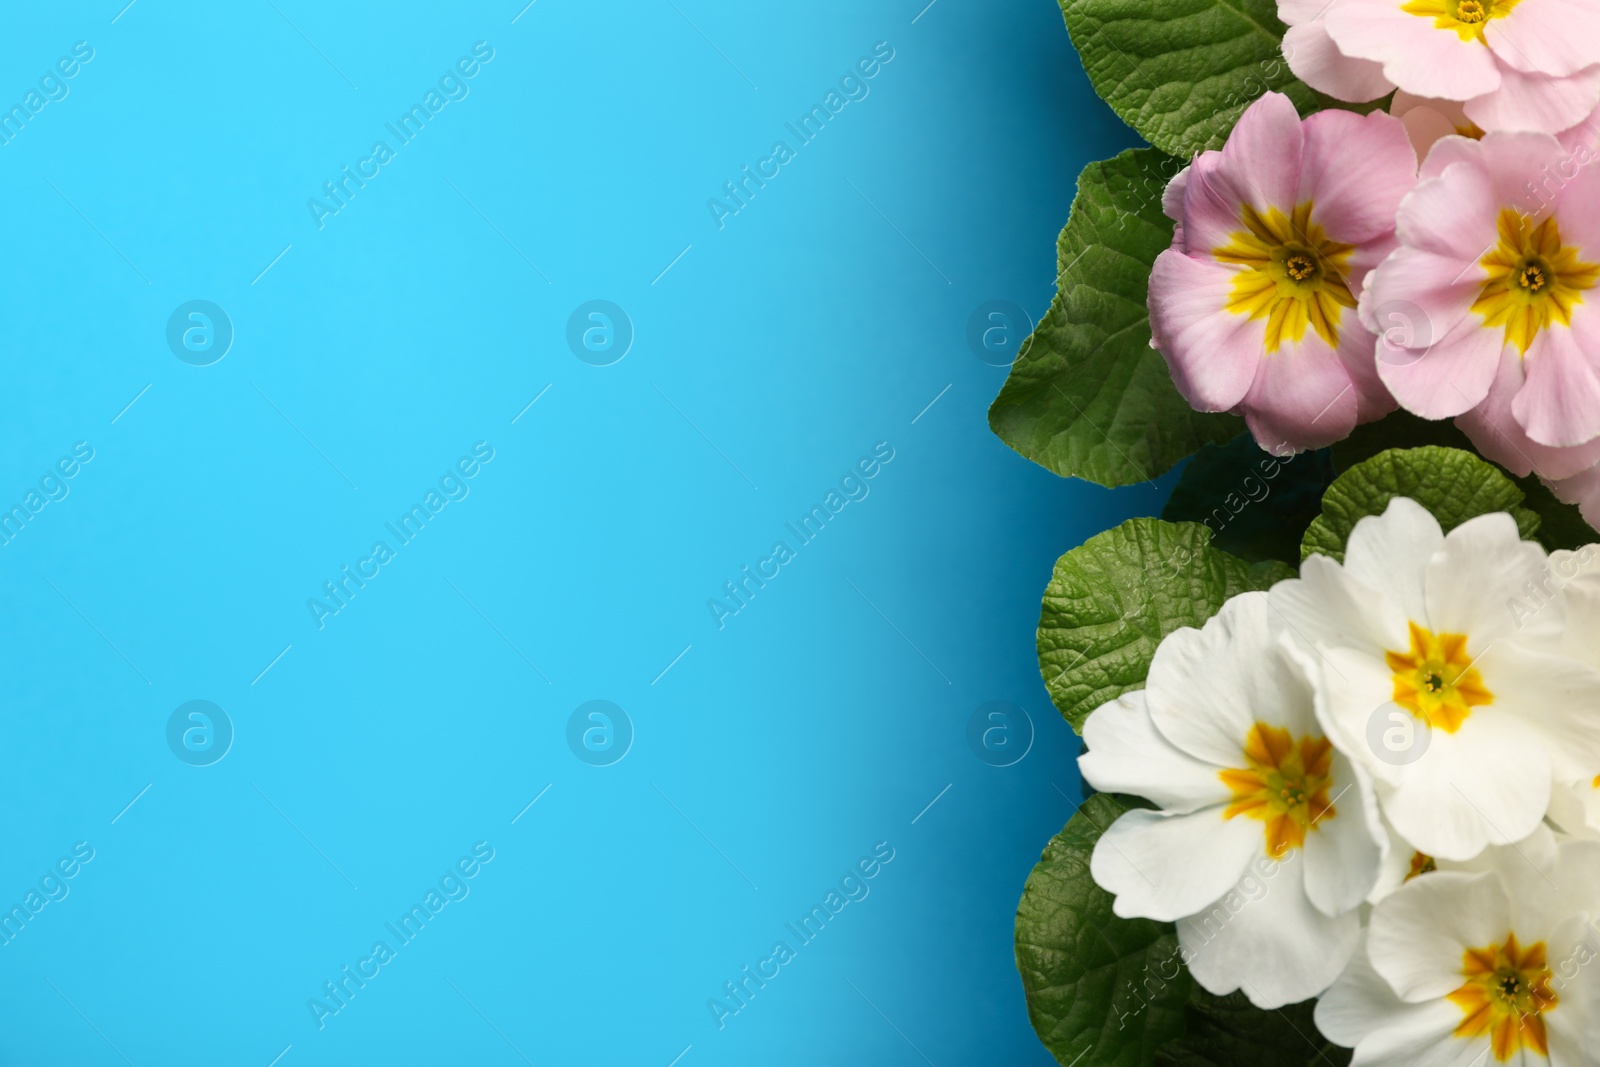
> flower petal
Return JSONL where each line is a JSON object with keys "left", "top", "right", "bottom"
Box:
{"left": 1365, "top": 812, "right": 1421, "bottom": 905}
{"left": 1345, "top": 497, "right": 1444, "bottom": 628}
{"left": 1162, "top": 164, "right": 1190, "bottom": 249}
{"left": 1270, "top": 556, "right": 1408, "bottom": 655}
{"left": 1302, "top": 749, "right": 1384, "bottom": 916}
{"left": 1092, "top": 806, "right": 1262, "bottom": 922}
{"left": 1547, "top": 462, "right": 1600, "bottom": 529}
{"left": 1175, "top": 150, "right": 1244, "bottom": 258}
{"left": 1316, "top": 933, "right": 1464, "bottom": 1057}
{"left": 1209, "top": 92, "right": 1306, "bottom": 220}
{"left": 1359, "top": 245, "right": 1477, "bottom": 345}
{"left": 1399, "top": 103, "right": 1463, "bottom": 162}
{"left": 1417, "top": 132, "right": 1485, "bottom": 181}
{"left": 1149, "top": 251, "right": 1264, "bottom": 413}
{"left": 1477, "top": 645, "right": 1600, "bottom": 784}
{"left": 1079, "top": 691, "right": 1231, "bottom": 814}
{"left": 1511, "top": 327, "right": 1600, "bottom": 448}
{"left": 1239, "top": 327, "right": 1363, "bottom": 452}
{"left": 1313, "top": 645, "right": 1415, "bottom": 785}
{"left": 1299, "top": 108, "right": 1418, "bottom": 246}
{"left": 1145, "top": 593, "right": 1319, "bottom": 766}
{"left": 1559, "top": 565, "right": 1600, "bottom": 673}
{"left": 1487, "top": 0, "right": 1600, "bottom": 79}
{"left": 1464, "top": 61, "right": 1600, "bottom": 135}
{"left": 1336, "top": 298, "right": 1399, "bottom": 426}
{"left": 1377, "top": 708, "right": 1552, "bottom": 861}
{"left": 1177, "top": 848, "right": 1360, "bottom": 1008}
{"left": 1283, "top": 18, "right": 1394, "bottom": 102}
{"left": 1496, "top": 834, "right": 1600, "bottom": 934}
{"left": 1376, "top": 303, "right": 1505, "bottom": 420}
{"left": 1367, "top": 869, "right": 1512, "bottom": 1000}
{"left": 1455, "top": 348, "right": 1600, "bottom": 480}
{"left": 1397, "top": 156, "right": 1505, "bottom": 260}
{"left": 1551, "top": 156, "right": 1600, "bottom": 262}
{"left": 1559, "top": 104, "right": 1600, "bottom": 157}
{"left": 1325, "top": 0, "right": 1501, "bottom": 101}
{"left": 1424, "top": 510, "right": 1559, "bottom": 646}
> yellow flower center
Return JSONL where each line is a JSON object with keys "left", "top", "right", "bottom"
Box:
{"left": 1218, "top": 722, "right": 1337, "bottom": 857}
{"left": 1448, "top": 934, "right": 1557, "bottom": 1061}
{"left": 1472, "top": 210, "right": 1600, "bottom": 354}
{"left": 1215, "top": 202, "right": 1357, "bottom": 353}
{"left": 1402, "top": 0, "right": 1521, "bottom": 43}
{"left": 1406, "top": 850, "right": 1438, "bottom": 881}
{"left": 1385, "top": 621, "right": 1494, "bottom": 733}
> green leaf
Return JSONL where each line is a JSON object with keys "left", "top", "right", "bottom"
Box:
{"left": 1335, "top": 410, "right": 1592, "bottom": 552}
{"left": 1059, "top": 0, "right": 1339, "bottom": 157}
{"left": 1017, "top": 794, "right": 1193, "bottom": 1066}
{"left": 989, "top": 150, "right": 1242, "bottom": 488}
{"left": 1162, "top": 434, "right": 1334, "bottom": 565}
{"left": 1301, "top": 446, "right": 1539, "bottom": 564}
{"left": 1154, "top": 990, "right": 1351, "bottom": 1067}
{"left": 1040, "top": 518, "right": 1292, "bottom": 732}
{"left": 1016, "top": 794, "right": 1353, "bottom": 1066}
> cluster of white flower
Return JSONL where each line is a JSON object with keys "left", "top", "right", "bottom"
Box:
{"left": 1080, "top": 498, "right": 1600, "bottom": 1064}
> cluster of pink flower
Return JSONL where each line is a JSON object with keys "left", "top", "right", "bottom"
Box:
{"left": 1151, "top": 0, "right": 1600, "bottom": 521}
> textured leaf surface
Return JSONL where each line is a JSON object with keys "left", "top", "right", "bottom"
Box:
{"left": 1301, "top": 446, "right": 1539, "bottom": 563}
{"left": 1334, "top": 411, "right": 1592, "bottom": 551}
{"left": 989, "top": 150, "right": 1241, "bottom": 487}
{"left": 1060, "top": 0, "right": 1333, "bottom": 157}
{"left": 1154, "top": 990, "right": 1351, "bottom": 1067}
{"left": 1017, "top": 794, "right": 1192, "bottom": 1066}
{"left": 1039, "top": 518, "right": 1292, "bottom": 731}
{"left": 1163, "top": 434, "right": 1334, "bottom": 565}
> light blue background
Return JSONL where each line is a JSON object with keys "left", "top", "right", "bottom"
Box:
{"left": 0, "top": 1, "right": 1157, "bottom": 1063}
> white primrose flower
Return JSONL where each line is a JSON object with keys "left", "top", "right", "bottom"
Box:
{"left": 1269, "top": 498, "right": 1600, "bottom": 862}
{"left": 1546, "top": 778, "right": 1600, "bottom": 844}
{"left": 1317, "top": 828, "right": 1600, "bottom": 1065}
{"left": 1079, "top": 591, "right": 1383, "bottom": 1009}
{"left": 1543, "top": 542, "right": 1600, "bottom": 842}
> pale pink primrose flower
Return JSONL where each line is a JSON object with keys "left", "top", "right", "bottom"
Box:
{"left": 1365, "top": 131, "right": 1600, "bottom": 452}
{"left": 1150, "top": 93, "right": 1415, "bottom": 454}
{"left": 1279, "top": 0, "right": 1600, "bottom": 135}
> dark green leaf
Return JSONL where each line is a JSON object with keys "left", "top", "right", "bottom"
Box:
{"left": 1017, "top": 794, "right": 1193, "bottom": 1066}
{"left": 1335, "top": 410, "right": 1591, "bottom": 552}
{"left": 1040, "top": 518, "right": 1292, "bottom": 731}
{"left": 1059, "top": 0, "right": 1342, "bottom": 157}
{"left": 1301, "top": 446, "right": 1539, "bottom": 564}
{"left": 1154, "top": 989, "right": 1351, "bottom": 1067}
{"left": 989, "top": 150, "right": 1242, "bottom": 488}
